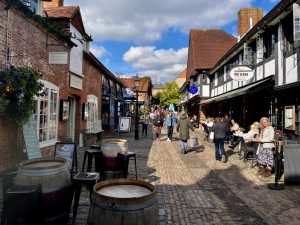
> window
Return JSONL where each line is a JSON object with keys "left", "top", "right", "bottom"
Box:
{"left": 102, "top": 76, "right": 110, "bottom": 95}
{"left": 33, "top": 80, "right": 59, "bottom": 146}
{"left": 282, "top": 13, "right": 294, "bottom": 53}
{"left": 87, "top": 95, "right": 98, "bottom": 132}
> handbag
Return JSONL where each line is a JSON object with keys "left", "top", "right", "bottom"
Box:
{"left": 209, "top": 131, "right": 214, "bottom": 140}
{"left": 189, "top": 137, "right": 199, "bottom": 147}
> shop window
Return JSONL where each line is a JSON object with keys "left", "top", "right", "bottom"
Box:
{"left": 102, "top": 97, "right": 110, "bottom": 125}
{"left": 282, "top": 13, "right": 294, "bottom": 53}
{"left": 202, "top": 74, "right": 208, "bottom": 84}
{"left": 86, "top": 95, "right": 98, "bottom": 132}
{"left": 110, "top": 80, "right": 117, "bottom": 97}
{"left": 102, "top": 77, "right": 110, "bottom": 95}
{"left": 117, "top": 84, "right": 123, "bottom": 99}
{"left": 33, "top": 81, "right": 59, "bottom": 146}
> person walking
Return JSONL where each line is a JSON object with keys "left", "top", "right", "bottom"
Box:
{"left": 213, "top": 117, "right": 226, "bottom": 162}
{"left": 166, "top": 111, "right": 177, "bottom": 142}
{"left": 256, "top": 117, "right": 275, "bottom": 177}
{"left": 153, "top": 112, "right": 164, "bottom": 141}
{"left": 224, "top": 114, "right": 231, "bottom": 143}
{"left": 140, "top": 112, "right": 150, "bottom": 136}
{"left": 176, "top": 111, "right": 194, "bottom": 154}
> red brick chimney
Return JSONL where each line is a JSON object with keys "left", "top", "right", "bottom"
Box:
{"left": 238, "top": 8, "right": 263, "bottom": 38}
{"left": 43, "top": 0, "right": 64, "bottom": 8}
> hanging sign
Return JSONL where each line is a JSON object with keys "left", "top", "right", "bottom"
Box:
{"left": 188, "top": 84, "right": 198, "bottom": 94}
{"left": 229, "top": 66, "right": 254, "bottom": 81}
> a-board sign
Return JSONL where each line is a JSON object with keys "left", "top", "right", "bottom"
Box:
{"left": 118, "top": 117, "right": 131, "bottom": 133}
{"left": 22, "top": 115, "right": 42, "bottom": 159}
{"left": 55, "top": 143, "right": 76, "bottom": 171}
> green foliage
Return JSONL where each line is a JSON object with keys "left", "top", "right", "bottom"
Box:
{"left": 0, "top": 66, "right": 44, "bottom": 125}
{"left": 152, "top": 92, "right": 164, "bottom": 105}
{"left": 159, "top": 81, "right": 181, "bottom": 107}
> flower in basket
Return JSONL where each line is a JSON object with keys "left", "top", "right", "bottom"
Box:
{"left": 274, "top": 130, "right": 284, "bottom": 141}
{"left": 0, "top": 66, "right": 44, "bottom": 125}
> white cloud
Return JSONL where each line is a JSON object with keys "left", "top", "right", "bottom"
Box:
{"left": 123, "top": 46, "right": 187, "bottom": 82}
{"left": 65, "top": 0, "right": 252, "bottom": 43}
{"left": 90, "top": 44, "right": 109, "bottom": 58}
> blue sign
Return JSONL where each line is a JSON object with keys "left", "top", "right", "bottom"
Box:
{"left": 188, "top": 84, "right": 198, "bottom": 94}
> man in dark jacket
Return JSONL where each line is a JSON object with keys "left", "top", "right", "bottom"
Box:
{"left": 224, "top": 114, "right": 231, "bottom": 143}
{"left": 213, "top": 117, "right": 226, "bottom": 162}
{"left": 176, "top": 111, "right": 194, "bottom": 154}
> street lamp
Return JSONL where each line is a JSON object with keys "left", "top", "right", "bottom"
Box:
{"left": 133, "top": 76, "right": 140, "bottom": 140}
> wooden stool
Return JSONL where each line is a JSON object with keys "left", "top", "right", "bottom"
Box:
{"left": 72, "top": 172, "right": 99, "bottom": 224}
{"left": 82, "top": 149, "right": 102, "bottom": 172}
{"left": 119, "top": 151, "right": 138, "bottom": 179}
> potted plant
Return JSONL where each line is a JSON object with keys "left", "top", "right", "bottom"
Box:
{"left": 83, "top": 129, "right": 93, "bottom": 147}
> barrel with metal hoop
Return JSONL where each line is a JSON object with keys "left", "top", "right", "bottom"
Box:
{"left": 14, "top": 157, "right": 72, "bottom": 224}
{"left": 88, "top": 179, "right": 158, "bottom": 225}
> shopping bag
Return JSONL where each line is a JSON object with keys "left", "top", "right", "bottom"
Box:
{"left": 209, "top": 131, "right": 214, "bottom": 140}
{"left": 189, "top": 137, "right": 199, "bottom": 147}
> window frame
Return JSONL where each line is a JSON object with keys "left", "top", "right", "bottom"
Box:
{"left": 33, "top": 80, "right": 59, "bottom": 147}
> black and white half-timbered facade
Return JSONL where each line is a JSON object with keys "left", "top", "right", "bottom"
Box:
{"left": 201, "top": 0, "right": 300, "bottom": 140}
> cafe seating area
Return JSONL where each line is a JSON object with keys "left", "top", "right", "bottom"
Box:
{"left": 1, "top": 139, "right": 139, "bottom": 225}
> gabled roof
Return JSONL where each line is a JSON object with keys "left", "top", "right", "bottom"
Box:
{"left": 120, "top": 77, "right": 152, "bottom": 92}
{"left": 44, "top": 6, "right": 87, "bottom": 37}
{"left": 177, "top": 68, "right": 187, "bottom": 79}
{"left": 44, "top": 6, "right": 78, "bottom": 18}
{"left": 191, "top": 29, "right": 237, "bottom": 69}
{"left": 187, "top": 29, "right": 236, "bottom": 79}
{"left": 153, "top": 82, "right": 166, "bottom": 89}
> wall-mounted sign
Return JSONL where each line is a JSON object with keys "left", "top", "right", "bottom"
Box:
{"left": 229, "top": 66, "right": 254, "bottom": 81}
{"left": 188, "top": 84, "right": 198, "bottom": 94}
{"left": 49, "top": 52, "right": 68, "bottom": 64}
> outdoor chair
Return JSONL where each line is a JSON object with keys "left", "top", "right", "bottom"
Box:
{"left": 239, "top": 137, "right": 258, "bottom": 167}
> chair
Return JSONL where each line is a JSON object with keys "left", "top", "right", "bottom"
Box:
{"left": 239, "top": 137, "right": 258, "bottom": 166}
{"left": 54, "top": 142, "right": 78, "bottom": 175}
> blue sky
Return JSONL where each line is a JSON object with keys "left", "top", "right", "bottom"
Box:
{"left": 64, "top": 0, "right": 280, "bottom": 83}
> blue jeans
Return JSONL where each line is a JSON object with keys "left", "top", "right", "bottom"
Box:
{"left": 214, "top": 138, "right": 225, "bottom": 160}
{"left": 180, "top": 140, "right": 188, "bottom": 151}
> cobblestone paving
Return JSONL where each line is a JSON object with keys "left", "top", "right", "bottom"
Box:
{"left": 1, "top": 126, "right": 300, "bottom": 225}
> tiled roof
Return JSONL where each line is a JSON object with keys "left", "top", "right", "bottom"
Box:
{"left": 177, "top": 69, "right": 187, "bottom": 79}
{"left": 187, "top": 29, "right": 236, "bottom": 79}
{"left": 153, "top": 82, "right": 165, "bottom": 89}
{"left": 44, "top": 6, "right": 78, "bottom": 18}
{"left": 120, "top": 77, "right": 152, "bottom": 92}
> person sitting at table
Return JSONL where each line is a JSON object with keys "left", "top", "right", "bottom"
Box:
{"left": 229, "top": 122, "right": 259, "bottom": 149}
{"left": 228, "top": 119, "right": 240, "bottom": 148}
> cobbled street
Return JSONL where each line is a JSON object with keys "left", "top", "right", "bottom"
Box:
{"left": 68, "top": 126, "right": 300, "bottom": 225}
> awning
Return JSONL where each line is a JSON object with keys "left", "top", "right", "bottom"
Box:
{"left": 201, "top": 76, "right": 273, "bottom": 105}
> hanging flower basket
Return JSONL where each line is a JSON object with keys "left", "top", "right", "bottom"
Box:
{"left": 0, "top": 66, "right": 44, "bottom": 125}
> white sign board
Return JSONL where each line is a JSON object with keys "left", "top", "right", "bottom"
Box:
{"left": 70, "top": 74, "right": 83, "bottom": 90}
{"left": 229, "top": 66, "right": 254, "bottom": 81}
{"left": 49, "top": 52, "right": 68, "bottom": 64}
{"left": 118, "top": 117, "right": 131, "bottom": 133}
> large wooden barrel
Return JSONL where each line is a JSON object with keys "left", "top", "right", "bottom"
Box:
{"left": 15, "top": 157, "right": 72, "bottom": 225}
{"left": 102, "top": 139, "right": 128, "bottom": 170}
{"left": 88, "top": 179, "right": 158, "bottom": 225}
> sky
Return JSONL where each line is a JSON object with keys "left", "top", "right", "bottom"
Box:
{"left": 64, "top": 0, "right": 280, "bottom": 83}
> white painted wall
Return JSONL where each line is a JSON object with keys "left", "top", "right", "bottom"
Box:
{"left": 227, "top": 82, "right": 232, "bottom": 92}
{"left": 70, "top": 25, "right": 83, "bottom": 76}
{"left": 256, "top": 65, "right": 264, "bottom": 80}
{"left": 265, "top": 59, "right": 275, "bottom": 77}
{"left": 202, "top": 85, "right": 210, "bottom": 97}
{"left": 232, "top": 80, "right": 239, "bottom": 89}
{"left": 218, "top": 86, "right": 223, "bottom": 95}
{"left": 286, "top": 54, "right": 298, "bottom": 84}
{"left": 278, "top": 25, "right": 284, "bottom": 86}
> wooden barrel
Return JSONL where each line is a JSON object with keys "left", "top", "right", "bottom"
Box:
{"left": 15, "top": 157, "right": 72, "bottom": 225}
{"left": 88, "top": 179, "right": 158, "bottom": 225}
{"left": 102, "top": 139, "right": 128, "bottom": 170}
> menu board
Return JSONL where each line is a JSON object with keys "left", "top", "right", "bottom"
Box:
{"left": 55, "top": 143, "right": 76, "bottom": 171}
{"left": 119, "top": 117, "right": 131, "bottom": 133}
{"left": 22, "top": 115, "right": 42, "bottom": 159}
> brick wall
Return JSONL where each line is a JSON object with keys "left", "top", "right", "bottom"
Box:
{"left": 0, "top": 3, "right": 102, "bottom": 171}
{"left": 238, "top": 8, "right": 263, "bottom": 38}
{"left": 43, "top": 0, "right": 64, "bottom": 8}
